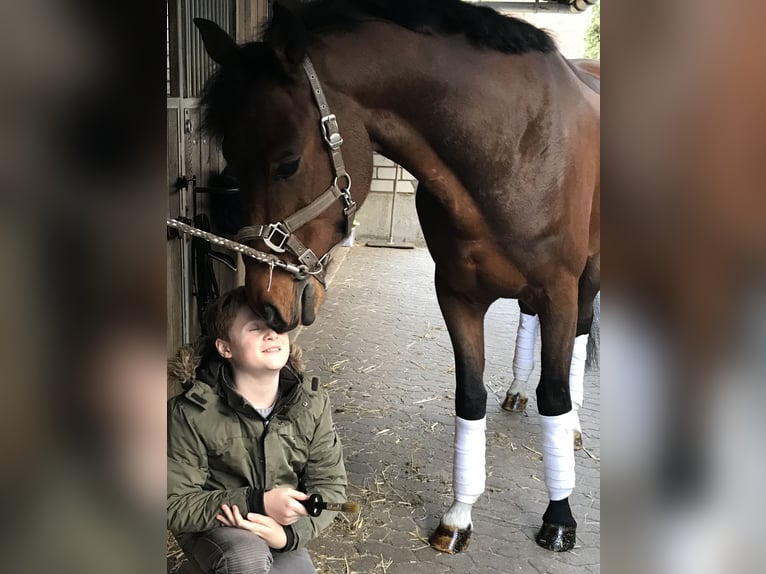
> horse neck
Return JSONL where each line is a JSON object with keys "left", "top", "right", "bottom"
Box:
{"left": 309, "top": 23, "right": 567, "bottom": 234}
{"left": 314, "top": 25, "right": 473, "bottom": 141}
{"left": 310, "top": 23, "right": 565, "bottom": 186}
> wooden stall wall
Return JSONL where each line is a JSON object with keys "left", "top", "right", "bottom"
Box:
{"left": 167, "top": 0, "right": 270, "bottom": 368}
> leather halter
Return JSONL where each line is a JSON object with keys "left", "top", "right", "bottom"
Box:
{"left": 234, "top": 57, "right": 356, "bottom": 277}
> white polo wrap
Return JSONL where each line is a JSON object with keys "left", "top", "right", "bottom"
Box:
{"left": 453, "top": 416, "right": 487, "bottom": 504}
{"left": 569, "top": 334, "right": 588, "bottom": 409}
{"left": 511, "top": 312, "right": 539, "bottom": 387}
{"left": 540, "top": 413, "right": 576, "bottom": 501}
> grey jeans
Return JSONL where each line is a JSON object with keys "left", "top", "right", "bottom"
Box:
{"left": 182, "top": 527, "right": 317, "bottom": 574}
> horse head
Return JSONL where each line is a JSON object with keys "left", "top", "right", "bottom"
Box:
{"left": 195, "top": 2, "right": 373, "bottom": 332}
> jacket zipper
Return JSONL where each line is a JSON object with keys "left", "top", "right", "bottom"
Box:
{"left": 260, "top": 417, "right": 269, "bottom": 489}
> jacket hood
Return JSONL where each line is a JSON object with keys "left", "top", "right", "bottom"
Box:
{"left": 168, "top": 336, "right": 305, "bottom": 389}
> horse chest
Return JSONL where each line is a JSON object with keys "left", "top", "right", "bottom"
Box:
{"left": 434, "top": 240, "right": 528, "bottom": 301}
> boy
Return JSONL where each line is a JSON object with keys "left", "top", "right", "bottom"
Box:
{"left": 168, "top": 287, "right": 347, "bottom": 574}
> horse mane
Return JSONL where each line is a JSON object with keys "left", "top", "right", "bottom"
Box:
{"left": 201, "top": 0, "right": 555, "bottom": 139}
{"left": 273, "top": 0, "right": 556, "bottom": 55}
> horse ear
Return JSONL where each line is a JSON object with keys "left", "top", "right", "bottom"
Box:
{"left": 194, "top": 18, "right": 238, "bottom": 66}
{"left": 266, "top": 0, "right": 307, "bottom": 71}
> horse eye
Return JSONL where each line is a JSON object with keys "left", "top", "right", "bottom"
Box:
{"left": 274, "top": 157, "right": 301, "bottom": 180}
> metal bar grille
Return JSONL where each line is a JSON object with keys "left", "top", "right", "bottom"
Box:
{"left": 183, "top": 0, "right": 236, "bottom": 98}
{"left": 167, "top": 3, "right": 171, "bottom": 95}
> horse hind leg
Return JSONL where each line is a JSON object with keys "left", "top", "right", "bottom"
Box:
{"left": 428, "top": 273, "right": 490, "bottom": 554}
{"left": 570, "top": 254, "right": 601, "bottom": 449}
{"left": 502, "top": 300, "right": 539, "bottom": 413}
{"left": 502, "top": 296, "right": 586, "bottom": 451}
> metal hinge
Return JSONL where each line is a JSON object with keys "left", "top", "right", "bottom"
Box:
{"left": 175, "top": 174, "right": 197, "bottom": 191}
{"left": 184, "top": 108, "right": 193, "bottom": 134}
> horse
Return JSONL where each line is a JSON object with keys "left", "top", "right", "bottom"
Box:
{"left": 193, "top": 0, "right": 600, "bottom": 555}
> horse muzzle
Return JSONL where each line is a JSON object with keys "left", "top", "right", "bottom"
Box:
{"left": 248, "top": 269, "right": 325, "bottom": 332}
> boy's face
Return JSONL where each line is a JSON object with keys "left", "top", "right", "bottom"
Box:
{"left": 215, "top": 306, "right": 290, "bottom": 374}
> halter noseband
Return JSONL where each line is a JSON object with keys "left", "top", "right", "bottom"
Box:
{"left": 233, "top": 57, "right": 356, "bottom": 277}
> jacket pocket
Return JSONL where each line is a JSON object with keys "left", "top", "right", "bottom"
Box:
{"left": 266, "top": 424, "right": 310, "bottom": 483}
{"left": 207, "top": 436, "right": 261, "bottom": 483}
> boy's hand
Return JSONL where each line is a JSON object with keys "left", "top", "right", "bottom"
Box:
{"left": 263, "top": 487, "right": 309, "bottom": 525}
{"left": 216, "top": 504, "right": 288, "bottom": 550}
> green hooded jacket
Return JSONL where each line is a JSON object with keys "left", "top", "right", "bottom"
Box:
{"left": 167, "top": 340, "right": 347, "bottom": 550}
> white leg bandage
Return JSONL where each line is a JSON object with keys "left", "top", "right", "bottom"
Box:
{"left": 569, "top": 334, "right": 588, "bottom": 409}
{"left": 453, "top": 416, "right": 486, "bottom": 505}
{"left": 508, "top": 312, "right": 539, "bottom": 394}
{"left": 540, "top": 413, "right": 576, "bottom": 501}
{"left": 569, "top": 334, "right": 589, "bottom": 435}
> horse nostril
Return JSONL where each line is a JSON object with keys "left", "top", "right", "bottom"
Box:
{"left": 263, "top": 304, "right": 288, "bottom": 333}
{"left": 262, "top": 304, "right": 276, "bottom": 325}
{"left": 301, "top": 281, "right": 316, "bottom": 325}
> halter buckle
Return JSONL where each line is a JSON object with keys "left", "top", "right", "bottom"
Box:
{"left": 321, "top": 114, "right": 344, "bottom": 150}
{"left": 263, "top": 222, "right": 290, "bottom": 253}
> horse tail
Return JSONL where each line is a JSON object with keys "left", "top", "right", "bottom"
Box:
{"left": 586, "top": 291, "right": 600, "bottom": 371}
{"left": 578, "top": 252, "right": 600, "bottom": 372}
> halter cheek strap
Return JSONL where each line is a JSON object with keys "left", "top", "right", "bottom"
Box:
{"left": 234, "top": 57, "right": 356, "bottom": 275}
{"left": 304, "top": 57, "right": 357, "bottom": 233}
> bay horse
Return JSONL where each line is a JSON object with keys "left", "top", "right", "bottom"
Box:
{"left": 194, "top": 0, "right": 599, "bottom": 555}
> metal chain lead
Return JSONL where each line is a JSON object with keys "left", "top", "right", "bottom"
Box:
{"left": 166, "top": 218, "right": 324, "bottom": 280}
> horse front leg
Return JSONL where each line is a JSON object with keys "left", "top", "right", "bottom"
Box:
{"left": 428, "top": 273, "right": 490, "bottom": 554}
{"left": 534, "top": 274, "right": 581, "bottom": 552}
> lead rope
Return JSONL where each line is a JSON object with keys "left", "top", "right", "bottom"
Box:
{"left": 166, "top": 217, "right": 327, "bottom": 281}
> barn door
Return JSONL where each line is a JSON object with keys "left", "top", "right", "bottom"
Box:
{"left": 167, "top": 0, "right": 268, "bottom": 357}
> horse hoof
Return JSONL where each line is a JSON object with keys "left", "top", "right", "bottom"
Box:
{"left": 574, "top": 430, "right": 583, "bottom": 450}
{"left": 535, "top": 522, "right": 576, "bottom": 552}
{"left": 501, "top": 393, "right": 528, "bottom": 413}
{"left": 429, "top": 523, "right": 472, "bottom": 554}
